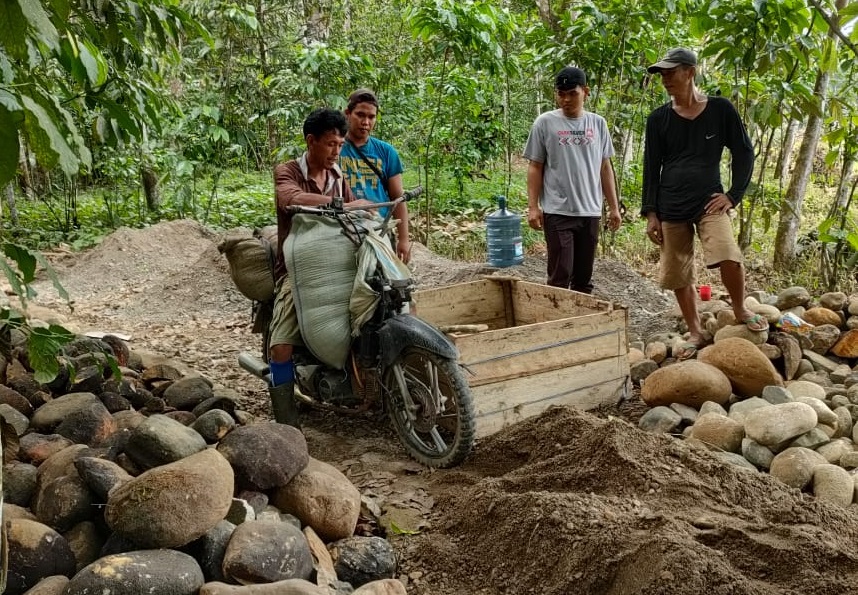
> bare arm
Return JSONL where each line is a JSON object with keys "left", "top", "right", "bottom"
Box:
{"left": 387, "top": 173, "right": 411, "bottom": 263}
{"left": 274, "top": 163, "right": 365, "bottom": 209}
{"left": 526, "top": 160, "right": 544, "bottom": 230}
{"left": 600, "top": 159, "right": 622, "bottom": 231}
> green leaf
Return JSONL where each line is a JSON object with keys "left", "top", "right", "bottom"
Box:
{"left": 0, "top": 0, "right": 28, "bottom": 60}
{"left": 3, "top": 244, "right": 37, "bottom": 284}
{"left": 17, "top": 0, "right": 59, "bottom": 51}
{"left": 0, "top": 105, "right": 20, "bottom": 188}
{"left": 20, "top": 94, "right": 81, "bottom": 176}
{"left": 78, "top": 39, "right": 108, "bottom": 86}
{"left": 0, "top": 260, "right": 25, "bottom": 304}
{"left": 388, "top": 520, "right": 421, "bottom": 535}
{"left": 28, "top": 324, "right": 76, "bottom": 384}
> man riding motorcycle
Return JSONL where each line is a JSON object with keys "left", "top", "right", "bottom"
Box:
{"left": 269, "top": 107, "right": 375, "bottom": 427}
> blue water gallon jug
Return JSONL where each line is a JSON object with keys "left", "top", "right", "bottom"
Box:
{"left": 486, "top": 195, "right": 524, "bottom": 267}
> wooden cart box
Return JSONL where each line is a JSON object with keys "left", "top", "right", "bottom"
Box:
{"left": 413, "top": 278, "right": 630, "bottom": 438}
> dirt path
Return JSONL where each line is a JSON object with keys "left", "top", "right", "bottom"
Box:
{"left": 28, "top": 220, "right": 858, "bottom": 594}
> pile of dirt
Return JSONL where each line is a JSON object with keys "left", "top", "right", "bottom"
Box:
{"left": 397, "top": 407, "right": 858, "bottom": 595}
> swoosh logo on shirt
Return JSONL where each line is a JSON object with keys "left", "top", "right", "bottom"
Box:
{"left": 705, "top": 133, "right": 716, "bottom": 140}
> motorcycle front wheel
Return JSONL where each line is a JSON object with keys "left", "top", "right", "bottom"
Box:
{"left": 384, "top": 347, "right": 475, "bottom": 468}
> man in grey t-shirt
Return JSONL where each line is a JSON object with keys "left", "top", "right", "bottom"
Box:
{"left": 524, "top": 66, "right": 622, "bottom": 293}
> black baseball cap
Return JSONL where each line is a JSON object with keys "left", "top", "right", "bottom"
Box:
{"left": 647, "top": 48, "right": 698, "bottom": 73}
{"left": 555, "top": 66, "right": 587, "bottom": 90}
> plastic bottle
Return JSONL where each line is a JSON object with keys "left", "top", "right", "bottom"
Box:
{"left": 486, "top": 195, "right": 524, "bottom": 267}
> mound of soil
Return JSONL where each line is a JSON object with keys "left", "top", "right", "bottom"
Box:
{"left": 29, "top": 219, "right": 858, "bottom": 595}
{"left": 397, "top": 407, "right": 858, "bottom": 594}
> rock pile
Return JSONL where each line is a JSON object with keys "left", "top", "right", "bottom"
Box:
{"left": 632, "top": 286, "right": 858, "bottom": 506}
{"left": 0, "top": 334, "right": 405, "bottom": 595}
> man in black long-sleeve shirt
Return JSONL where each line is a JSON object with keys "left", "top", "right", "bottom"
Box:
{"left": 642, "top": 48, "right": 766, "bottom": 360}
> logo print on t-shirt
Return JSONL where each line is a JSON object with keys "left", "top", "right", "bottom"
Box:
{"left": 558, "top": 129, "right": 594, "bottom": 146}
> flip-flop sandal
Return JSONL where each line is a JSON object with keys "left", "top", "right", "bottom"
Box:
{"left": 674, "top": 341, "right": 699, "bottom": 361}
{"left": 742, "top": 313, "right": 768, "bottom": 332}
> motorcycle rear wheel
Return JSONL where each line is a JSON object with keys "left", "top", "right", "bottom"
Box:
{"left": 384, "top": 347, "right": 475, "bottom": 468}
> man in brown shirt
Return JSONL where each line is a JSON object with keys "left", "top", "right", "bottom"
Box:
{"left": 268, "top": 107, "right": 373, "bottom": 426}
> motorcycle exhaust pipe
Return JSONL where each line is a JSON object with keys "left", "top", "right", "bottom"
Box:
{"left": 239, "top": 352, "right": 271, "bottom": 383}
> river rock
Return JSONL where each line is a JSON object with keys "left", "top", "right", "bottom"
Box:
{"left": 19, "top": 434, "right": 74, "bottom": 466}
{"left": 638, "top": 407, "right": 682, "bottom": 433}
{"left": 789, "top": 426, "right": 831, "bottom": 450}
{"left": 3, "top": 461, "right": 37, "bottom": 506}
{"left": 644, "top": 341, "right": 667, "bottom": 364}
{"left": 190, "top": 520, "right": 235, "bottom": 583}
{"left": 631, "top": 359, "right": 659, "bottom": 385}
{"left": 64, "top": 550, "right": 204, "bottom": 595}
{"left": 222, "top": 520, "right": 314, "bottom": 584}
{"left": 669, "top": 403, "right": 698, "bottom": 425}
{"left": 192, "top": 409, "right": 236, "bottom": 443}
{"left": 331, "top": 536, "right": 397, "bottom": 588}
{"left": 833, "top": 406, "right": 853, "bottom": 438}
{"left": 712, "top": 451, "right": 757, "bottom": 471}
{"left": 791, "top": 395, "right": 837, "bottom": 426}
{"left": 32, "top": 473, "right": 92, "bottom": 532}
{"left": 63, "top": 520, "right": 103, "bottom": 572}
{"left": 199, "top": 580, "right": 326, "bottom": 595}
{"left": 757, "top": 343, "right": 781, "bottom": 360}
{"left": 74, "top": 456, "right": 133, "bottom": 500}
{"left": 640, "top": 361, "right": 731, "bottom": 407}
{"left": 745, "top": 300, "right": 781, "bottom": 324}
{"left": 743, "top": 402, "right": 818, "bottom": 448}
{"left": 812, "top": 464, "right": 853, "bottom": 507}
{"left": 689, "top": 413, "right": 744, "bottom": 453}
{"left": 217, "top": 422, "right": 308, "bottom": 490}
{"left": 714, "top": 319, "right": 770, "bottom": 344}
{"left": 353, "top": 579, "right": 408, "bottom": 595}
{"left": 699, "top": 401, "right": 728, "bottom": 416}
{"left": 809, "top": 324, "right": 842, "bottom": 354}
{"left": 164, "top": 376, "right": 214, "bottom": 410}
{"left": 0, "top": 384, "right": 33, "bottom": 416}
{"left": 761, "top": 385, "right": 793, "bottom": 405}
{"left": 831, "top": 329, "right": 858, "bottom": 358}
{"left": 820, "top": 291, "right": 848, "bottom": 311}
{"left": 628, "top": 348, "right": 645, "bottom": 365}
{"left": 776, "top": 286, "right": 811, "bottom": 310}
{"left": 0, "top": 404, "right": 29, "bottom": 436}
{"left": 817, "top": 438, "right": 853, "bottom": 465}
{"left": 741, "top": 438, "right": 774, "bottom": 470}
{"left": 271, "top": 457, "right": 361, "bottom": 541}
{"left": 770, "top": 332, "right": 802, "bottom": 380}
{"left": 769, "top": 447, "right": 827, "bottom": 489}
{"left": 124, "top": 413, "right": 207, "bottom": 470}
{"left": 20, "top": 575, "right": 69, "bottom": 595}
{"left": 697, "top": 337, "right": 784, "bottom": 397}
{"left": 803, "top": 307, "right": 842, "bottom": 327}
{"left": 7, "top": 519, "right": 76, "bottom": 595}
{"left": 727, "top": 397, "right": 770, "bottom": 425}
{"left": 106, "top": 448, "right": 234, "bottom": 548}
{"left": 30, "top": 393, "right": 100, "bottom": 432}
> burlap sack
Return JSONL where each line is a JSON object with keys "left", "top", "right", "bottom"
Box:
{"left": 285, "top": 215, "right": 357, "bottom": 369}
{"left": 217, "top": 233, "right": 276, "bottom": 302}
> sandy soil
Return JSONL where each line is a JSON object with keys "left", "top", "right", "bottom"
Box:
{"left": 27, "top": 219, "right": 858, "bottom": 595}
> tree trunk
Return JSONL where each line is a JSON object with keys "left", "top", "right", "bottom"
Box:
{"left": 834, "top": 156, "right": 854, "bottom": 210}
{"left": 141, "top": 166, "right": 160, "bottom": 211}
{"left": 774, "top": 119, "right": 798, "bottom": 187}
{"left": 302, "top": 0, "right": 330, "bottom": 41}
{"left": 17, "top": 137, "right": 32, "bottom": 198}
{"left": 4, "top": 184, "right": 18, "bottom": 225}
{"left": 772, "top": 0, "right": 846, "bottom": 270}
{"left": 773, "top": 72, "right": 828, "bottom": 269}
{"left": 255, "top": 0, "right": 277, "bottom": 166}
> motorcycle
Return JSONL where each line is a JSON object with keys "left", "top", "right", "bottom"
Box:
{"left": 238, "top": 189, "right": 476, "bottom": 468}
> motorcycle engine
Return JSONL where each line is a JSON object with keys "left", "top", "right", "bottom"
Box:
{"left": 312, "top": 368, "right": 356, "bottom": 404}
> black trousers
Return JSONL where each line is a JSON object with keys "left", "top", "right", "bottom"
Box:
{"left": 543, "top": 214, "right": 600, "bottom": 293}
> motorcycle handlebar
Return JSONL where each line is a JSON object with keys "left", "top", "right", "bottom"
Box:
{"left": 285, "top": 186, "right": 424, "bottom": 215}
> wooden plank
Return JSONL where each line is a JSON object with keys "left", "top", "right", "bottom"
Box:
{"left": 472, "top": 355, "right": 630, "bottom": 438}
{"left": 456, "top": 310, "right": 626, "bottom": 386}
{"left": 413, "top": 280, "right": 507, "bottom": 329}
{"left": 511, "top": 281, "right": 612, "bottom": 325}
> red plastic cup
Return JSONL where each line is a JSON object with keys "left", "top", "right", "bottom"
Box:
{"left": 699, "top": 284, "right": 712, "bottom": 301}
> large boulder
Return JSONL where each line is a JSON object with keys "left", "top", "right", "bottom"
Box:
{"left": 222, "top": 520, "right": 314, "bottom": 584}
{"left": 271, "top": 457, "right": 362, "bottom": 541}
{"left": 217, "top": 422, "right": 308, "bottom": 490}
{"left": 743, "top": 402, "right": 818, "bottom": 449}
{"left": 64, "top": 550, "right": 204, "bottom": 595}
{"left": 106, "top": 448, "right": 234, "bottom": 548}
{"left": 640, "top": 361, "right": 732, "bottom": 408}
{"left": 7, "top": 519, "right": 76, "bottom": 595}
{"left": 697, "top": 337, "right": 784, "bottom": 397}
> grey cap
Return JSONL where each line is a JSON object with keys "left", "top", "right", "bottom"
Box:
{"left": 647, "top": 48, "right": 698, "bottom": 73}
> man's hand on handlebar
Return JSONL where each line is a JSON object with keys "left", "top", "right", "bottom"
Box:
{"left": 349, "top": 199, "right": 377, "bottom": 209}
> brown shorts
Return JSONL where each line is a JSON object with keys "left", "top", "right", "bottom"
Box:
{"left": 269, "top": 276, "right": 303, "bottom": 347}
{"left": 659, "top": 213, "right": 743, "bottom": 290}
